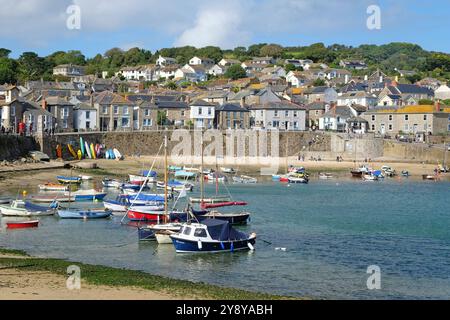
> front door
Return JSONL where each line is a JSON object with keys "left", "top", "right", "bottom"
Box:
{"left": 380, "top": 124, "right": 386, "bottom": 135}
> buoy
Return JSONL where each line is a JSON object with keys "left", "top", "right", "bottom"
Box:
{"left": 22, "top": 190, "right": 28, "bottom": 197}
{"left": 247, "top": 242, "right": 255, "bottom": 251}
{"left": 197, "top": 241, "right": 202, "bottom": 250}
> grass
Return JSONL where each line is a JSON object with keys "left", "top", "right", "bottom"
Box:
{"left": 74, "top": 167, "right": 125, "bottom": 178}
{"left": 0, "top": 247, "right": 297, "bottom": 300}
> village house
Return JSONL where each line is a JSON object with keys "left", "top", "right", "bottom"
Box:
{"left": 249, "top": 100, "right": 306, "bottom": 131}
{"left": 241, "top": 61, "right": 266, "bottom": 75}
{"left": 189, "top": 56, "right": 215, "bottom": 68}
{"left": 218, "top": 58, "right": 241, "bottom": 67}
{"left": 93, "top": 91, "right": 135, "bottom": 132}
{"left": 252, "top": 56, "right": 275, "bottom": 65}
{"left": 119, "top": 65, "right": 158, "bottom": 81}
{"left": 339, "top": 60, "right": 368, "bottom": 70}
{"left": 305, "top": 101, "right": 330, "bottom": 130}
{"left": 305, "top": 86, "right": 338, "bottom": 104}
{"left": 136, "top": 99, "right": 158, "bottom": 130}
{"left": 201, "top": 91, "right": 230, "bottom": 105}
{"left": 1, "top": 86, "right": 23, "bottom": 131}
{"left": 156, "top": 55, "right": 178, "bottom": 67}
{"left": 53, "top": 64, "right": 85, "bottom": 77}
{"left": 261, "top": 66, "right": 287, "bottom": 78}
{"left": 157, "top": 65, "right": 179, "bottom": 80}
{"left": 435, "top": 83, "right": 450, "bottom": 100}
{"left": 189, "top": 100, "right": 217, "bottom": 129}
{"left": 207, "top": 64, "right": 226, "bottom": 77}
{"left": 215, "top": 102, "right": 251, "bottom": 130}
{"left": 286, "top": 71, "right": 310, "bottom": 88}
{"left": 337, "top": 91, "right": 378, "bottom": 108}
{"left": 319, "top": 104, "right": 361, "bottom": 132}
{"left": 41, "top": 96, "right": 75, "bottom": 132}
{"left": 377, "top": 81, "right": 434, "bottom": 106}
{"left": 73, "top": 102, "right": 97, "bottom": 131}
{"left": 175, "top": 64, "right": 207, "bottom": 83}
{"left": 362, "top": 104, "right": 450, "bottom": 139}
{"left": 284, "top": 59, "right": 313, "bottom": 69}
{"left": 156, "top": 100, "right": 190, "bottom": 128}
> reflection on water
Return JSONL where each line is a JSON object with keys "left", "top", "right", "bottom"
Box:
{"left": 1, "top": 175, "right": 450, "bottom": 299}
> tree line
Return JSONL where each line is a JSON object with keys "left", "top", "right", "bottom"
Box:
{"left": 1, "top": 42, "right": 450, "bottom": 85}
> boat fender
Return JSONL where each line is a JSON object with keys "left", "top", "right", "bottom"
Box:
{"left": 197, "top": 240, "right": 202, "bottom": 250}
{"left": 230, "top": 242, "right": 234, "bottom": 252}
{"left": 220, "top": 242, "right": 225, "bottom": 250}
{"left": 247, "top": 242, "right": 255, "bottom": 251}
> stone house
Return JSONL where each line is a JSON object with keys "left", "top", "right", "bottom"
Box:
{"left": 215, "top": 102, "right": 251, "bottom": 130}
{"left": 41, "top": 96, "right": 75, "bottom": 132}
{"left": 249, "top": 100, "right": 306, "bottom": 131}
{"left": 305, "top": 101, "right": 330, "bottom": 130}
{"left": 377, "top": 82, "right": 434, "bottom": 106}
{"left": 53, "top": 64, "right": 85, "bottom": 77}
{"left": 94, "top": 91, "right": 135, "bottom": 132}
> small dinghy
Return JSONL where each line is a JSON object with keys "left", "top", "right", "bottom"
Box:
{"left": 57, "top": 209, "right": 112, "bottom": 219}
{"left": 170, "top": 220, "right": 256, "bottom": 253}
{"left": 318, "top": 173, "right": 333, "bottom": 179}
{"left": 57, "top": 176, "right": 82, "bottom": 184}
{"left": 31, "top": 195, "right": 74, "bottom": 203}
{"left": 189, "top": 195, "right": 232, "bottom": 204}
{"left": 70, "top": 189, "right": 107, "bottom": 201}
{"left": 156, "top": 180, "right": 194, "bottom": 192}
{"left": 423, "top": 174, "right": 439, "bottom": 181}
{"left": 138, "top": 223, "right": 183, "bottom": 242}
{"left": 38, "top": 183, "right": 69, "bottom": 192}
{"left": 174, "top": 170, "right": 197, "bottom": 180}
{"left": 363, "top": 174, "right": 378, "bottom": 181}
{"left": 232, "top": 175, "right": 257, "bottom": 184}
{"left": 6, "top": 220, "right": 39, "bottom": 229}
{"left": 401, "top": 170, "right": 410, "bottom": 177}
{"left": 102, "top": 178, "right": 124, "bottom": 189}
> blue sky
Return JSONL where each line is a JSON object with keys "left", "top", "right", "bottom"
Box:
{"left": 1, "top": 0, "right": 449, "bottom": 58}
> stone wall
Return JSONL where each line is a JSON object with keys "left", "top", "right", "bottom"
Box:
{"left": 383, "top": 140, "right": 448, "bottom": 163}
{"left": 0, "top": 135, "right": 40, "bottom": 161}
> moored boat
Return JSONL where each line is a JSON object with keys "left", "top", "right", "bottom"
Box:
{"left": 232, "top": 175, "right": 257, "bottom": 184}
{"left": 318, "top": 172, "right": 333, "bottom": 179}
{"left": 57, "top": 209, "right": 112, "bottom": 219}
{"left": 38, "top": 183, "right": 69, "bottom": 192}
{"left": 102, "top": 178, "right": 124, "bottom": 189}
{"left": 57, "top": 176, "right": 82, "bottom": 184}
{"left": 156, "top": 180, "right": 194, "bottom": 192}
{"left": 189, "top": 195, "right": 232, "bottom": 204}
{"left": 6, "top": 220, "right": 39, "bottom": 229}
{"left": 0, "top": 200, "right": 56, "bottom": 217}
{"left": 31, "top": 194, "right": 75, "bottom": 203}
{"left": 422, "top": 174, "right": 439, "bottom": 181}
{"left": 127, "top": 207, "right": 166, "bottom": 222}
{"left": 170, "top": 220, "right": 256, "bottom": 253}
{"left": 70, "top": 189, "right": 107, "bottom": 201}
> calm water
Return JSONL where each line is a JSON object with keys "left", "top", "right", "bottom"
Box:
{"left": 1, "top": 177, "right": 449, "bottom": 299}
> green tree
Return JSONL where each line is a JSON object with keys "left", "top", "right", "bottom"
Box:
{"left": 18, "top": 52, "right": 50, "bottom": 82}
{"left": 419, "top": 99, "right": 434, "bottom": 105}
{"left": 157, "top": 110, "right": 168, "bottom": 125}
{"left": 313, "top": 78, "right": 326, "bottom": 86}
{"left": 165, "top": 81, "right": 178, "bottom": 90}
{"left": 0, "top": 57, "right": 18, "bottom": 83}
{"left": 260, "top": 44, "right": 283, "bottom": 58}
{"left": 0, "top": 48, "right": 11, "bottom": 58}
{"left": 224, "top": 65, "right": 247, "bottom": 80}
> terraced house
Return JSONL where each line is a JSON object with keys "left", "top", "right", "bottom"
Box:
{"left": 41, "top": 96, "right": 75, "bottom": 132}
{"left": 249, "top": 100, "right": 306, "bottom": 131}
{"left": 94, "top": 91, "right": 134, "bottom": 131}
{"left": 362, "top": 104, "right": 450, "bottom": 139}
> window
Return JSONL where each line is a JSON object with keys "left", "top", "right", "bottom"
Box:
{"left": 63, "top": 119, "right": 68, "bottom": 129}
{"left": 404, "top": 115, "right": 409, "bottom": 121}
{"left": 208, "top": 108, "right": 212, "bottom": 116}
{"left": 121, "top": 117, "right": 129, "bottom": 127}
{"left": 62, "top": 107, "right": 69, "bottom": 118}
{"left": 86, "top": 111, "right": 90, "bottom": 119}
{"left": 293, "top": 111, "right": 298, "bottom": 117}
{"left": 181, "top": 110, "right": 185, "bottom": 117}
{"left": 389, "top": 115, "right": 393, "bottom": 121}
{"left": 114, "top": 106, "right": 119, "bottom": 114}
{"left": 371, "top": 115, "right": 376, "bottom": 121}
{"left": 198, "top": 108, "right": 202, "bottom": 115}
{"left": 123, "top": 107, "right": 129, "bottom": 115}
{"left": 294, "top": 121, "right": 298, "bottom": 128}
{"left": 448, "top": 124, "right": 450, "bottom": 131}
{"left": 143, "top": 119, "right": 152, "bottom": 127}
{"left": 183, "top": 227, "right": 192, "bottom": 235}
{"left": 423, "top": 115, "right": 427, "bottom": 121}
{"left": 86, "top": 121, "right": 90, "bottom": 129}
{"left": 144, "top": 109, "right": 150, "bottom": 117}
{"left": 11, "top": 107, "right": 15, "bottom": 116}
{"left": 194, "top": 228, "right": 207, "bottom": 238}
{"left": 371, "top": 124, "right": 375, "bottom": 131}
{"left": 285, "top": 111, "right": 289, "bottom": 117}
{"left": 315, "top": 110, "right": 319, "bottom": 116}
{"left": 273, "top": 120, "right": 280, "bottom": 127}
{"left": 102, "top": 106, "right": 108, "bottom": 114}
{"left": 274, "top": 110, "right": 278, "bottom": 117}
{"left": 389, "top": 124, "right": 393, "bottom": 131}
{"left": 260, "top": 111, "right": 263, "bottom": 117}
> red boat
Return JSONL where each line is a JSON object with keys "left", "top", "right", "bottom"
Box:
{"left": 6, "top": 220, "right": 39, "bottom": 229}
{"left": 127, "top": 209, "right": 165, "bottom": 221}
{"left": 201, "top": 201, "right": 248, "bottom": 209}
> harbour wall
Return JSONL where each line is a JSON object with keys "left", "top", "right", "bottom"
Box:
{"left": 0, "top": 135, "right": 40, "bottom": 161}
{"left": 383, "top": 140, "right": 448, "bottom": 164}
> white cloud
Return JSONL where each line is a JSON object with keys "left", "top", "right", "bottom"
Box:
{"left": 174, "top": 2, "right": 251, "bottom": 48}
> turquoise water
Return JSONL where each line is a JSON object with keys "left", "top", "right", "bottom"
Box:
{"left": 1, "top": 178, "right": 449, "bottom": 299}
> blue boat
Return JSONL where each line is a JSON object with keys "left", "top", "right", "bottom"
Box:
{"left": 140, "top": 170, "right": 157, "bottom": 178}
{"left": 57, "top": 209, "right": 112, "bottom": 219}
{"left": 120, "top": 184, "right": 141, "bottom": 191}
{"left": 174, "top": 170, "right": 197, "bottom": 179}
{"left": 125, "top": 193, "right": 165, "bottom": 203}
{"left": 57, "top": 176, "right": 82, "bottom": 184}
{"left": 71, "top": 189, "right": 107, "bottom": 201}
{"left": 170, "top": 219, "right": 256, "bottom": 253}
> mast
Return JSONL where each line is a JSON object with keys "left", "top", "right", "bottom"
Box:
{"left": 164, "top": 131, "right": 168, "bottom": 222}
{"left": 200, "top": 129, "right": 204, "bottom": 203}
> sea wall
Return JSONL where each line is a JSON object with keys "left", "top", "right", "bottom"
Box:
{"left": 0, "top": 135, "right": 40, "bottom": 161}
{"left": 383, "top": 140, "right": 448, "bottom": 163}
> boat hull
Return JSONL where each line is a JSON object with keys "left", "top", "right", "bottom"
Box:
{"left": 58, "top": 210, "right": 112, "bottom": 219}
{"left": 127, "top": 209, "right": 165, "bottom": 221}
{"left": 171, "top": 236, "right": 256, "bottom": 253}
{"left": 6, "top": 220, "right": 39, "bottom": 229}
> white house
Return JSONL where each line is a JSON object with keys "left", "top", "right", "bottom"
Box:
{"left": 156, "top": 55, "right": 177, "bottom": 67}
{"left": 175, "top": 64, "right": 207, "bottom": 82}
{"left": 218, "top": 58, "right": 241, "bottom": 67}
{"left": 286, "top": 71, "right": 309, "bottom": 88}
{"left": 73, "top": 103, "right": 97, "bottom": 131}
{"left": 319, "top": 105, "right": 358, "bottom": 132}
{"left": 189, "top": 100, "right": 216, "bottom": 129}
{"left": 249, "top": 100, "right": 306, "bottom": 131}
{"left": 284, "top": 59, "right": 313, "bottom": 69}
{"left": 435, "top": 84, "right": 450, "bottom": 100}
{"left": 119, "top": 65, "right": 158, "bottom": 81}
{"left": 337, "top": 91, "right": 378, "bottom": 108}
{"left": 261, "top": 66, "right": 286, "bottom": 78}
{"left": 208, "top": 64, "right": 226, "bottom": 76}
{"left": 157, "top": 65, "right": 179, "bottom": 80}
{"left": 189, "top": 56, "right": 215, "bottom": 68}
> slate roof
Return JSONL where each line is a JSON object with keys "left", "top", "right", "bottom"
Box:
{"left": 322, "top": 105, "right": 354, "bottom": 118}
{"left": 216, "top": 103, "right": 249, "bottom": 112}
{"left": 249, "top": 100, "right": 305, "bottom": 110}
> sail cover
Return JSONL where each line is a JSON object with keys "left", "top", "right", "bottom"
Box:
{"left": 203, "top": 219, "right": 249, "bottom": 241}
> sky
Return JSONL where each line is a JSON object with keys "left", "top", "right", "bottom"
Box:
{"left": 1, "top": 0, "right": 450, "bottom": 58}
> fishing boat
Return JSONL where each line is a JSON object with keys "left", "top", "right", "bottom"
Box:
{"left": 363, "top": 174, "right": 378, "bottom": 181}
{"left": 80, "top": 175, "right": 93, "bottom": 181}
{"left": 102, "top": 178, "right": 124, "bottom": 189}
{"left": 318, "top": 172, "right": 333, "bottom": 179}
{"left": 38, "top": 183, "right": 69, "bottom": 192}
{"left": 0, "top": 200, "right": 57, "bottom": 217}
{"left": 170, "top": 219, "right": 256, "bottom": 253}
{"left": 232, "top": 175, "right": 257, "bottom": 184}
{"left": 57, "top": 209, "right": 112, "bottom": 219}
{"left": 69, "top": 189, "right": 107, "bottom": 201}
{"left": 350, "top": 166, "right": 369, "bottom": 178}
{"left": 6, "top": 220, "right": 40, "bottom": 229}
{"left": 288, "top": 171, "right": 309, "bottom": 184}
{"left": 205, "top": 172, "right": 227, "bottom": 182}
{"left": 57, "top": 176, "right": 82, "bottom": 184}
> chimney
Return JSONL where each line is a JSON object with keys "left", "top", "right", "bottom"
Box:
{"left": 41, "top": 98, "right": 47, "bottom": 110}
{"left": 364, "top": 75, "right": 368, "bottom": 81}
{"left": 395, "top": 75, "right": 399, "bottom": 82}
{"left": 90, "top": 94, "right": 94, "bottom": 107}
{"left": 379, "top": 76, "right": 383, "bottom": 83}
{"left": 435, "top": 100, "right": 441, "bottom": 112}
{"left": 391, "top": 80, "right": 398, "bottom": 87}
{"left": 240, "top": 97, "right": 246, "bottom": 108}
{"left": 344, "top": 74, "right": 349, "bottom": 84}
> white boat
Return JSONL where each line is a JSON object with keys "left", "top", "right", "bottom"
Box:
{"left": 0, "top": 200, "right": 56, "bottom": 217}
{"left": 189, "top": 195, "right": 232, "bottom": 204}
{"left": 363, "top": 174, "right": 378, "bottom": 181}
{"left": 206, "top": 173, "right": 227, "bottom": 182}
{"left": 156, "top": 181, "right": 194, "bottom": 192}
{"left": 113, "top": 148, "right": 123, "bottom": 160}
{"left": 80, "top": 175, "right": 93, "bottom": 181}
{"left": 102, "top": 178, "right": 124, "bottom": 189}
{"left": 128, "top": 174, "right": 156, "bottom": 184}
{"left": 38, "top": 183, "right": 69, "bottom": 192}
{"left": 288, "top": 177, "right": 309, "bottom": 184}
{"left": 232, "top": 175, "right": 257, "bottom": 184}
{"left": 318, "top": 173, "right": 334, "bottom": 179}
{"left": 220, "top": 167, "right": 236, "bottom": 174}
